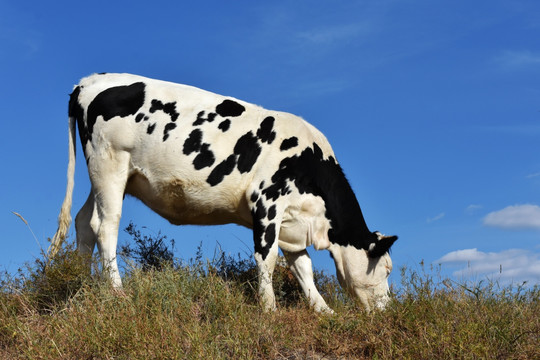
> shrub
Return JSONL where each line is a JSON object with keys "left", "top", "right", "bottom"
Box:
{"left": 20, "top": 242, "right": 93, "bottom": 312}
{"left": 120, "top": 222, "right": 175, "bottom": 271}
{"left": 121, "top": 223, "right": 325, "bottom": 308}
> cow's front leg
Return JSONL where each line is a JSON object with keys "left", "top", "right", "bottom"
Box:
{"left": 254, "top": 241, "right": 279, "bottom": 311}
{"left": 282, "top": 249, "right": 333, "bottom": 313}
{"left": 249, "top": 189, "right": 282, "bottom": 311}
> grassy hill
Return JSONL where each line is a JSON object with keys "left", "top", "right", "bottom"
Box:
{"left": 1, "top": 236, "right": 538, "bottom": 359}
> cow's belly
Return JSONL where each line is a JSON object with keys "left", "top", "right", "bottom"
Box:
{"left": 124, "top": 171, "right": 252, "bottom": 227}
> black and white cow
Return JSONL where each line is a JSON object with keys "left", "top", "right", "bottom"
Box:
{"left": 51, "top": 73, "right": 397, "bottom": 312}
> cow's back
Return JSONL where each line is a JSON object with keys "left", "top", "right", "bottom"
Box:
{"left": 72, "top": 73, "right": 335, "bottom": 227}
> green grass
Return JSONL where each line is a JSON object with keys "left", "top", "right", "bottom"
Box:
{"left": 0, "top": 241, "right": 538, "bottom": 359}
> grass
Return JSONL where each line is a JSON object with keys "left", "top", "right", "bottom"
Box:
{"left": 0, "top": 235, "right": 538, "bottom": 359}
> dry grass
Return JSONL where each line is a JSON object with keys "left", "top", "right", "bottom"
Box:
{"left": 0, "top": 242, "right": 538, "bottom": 359}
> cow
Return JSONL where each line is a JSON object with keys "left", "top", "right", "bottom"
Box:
{"left": 50, "top": 73, "right": 397, "bottom": 312}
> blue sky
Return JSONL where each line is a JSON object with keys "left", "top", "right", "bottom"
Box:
{"left": 1, "top": 0, "right": 539, "bottom": 286}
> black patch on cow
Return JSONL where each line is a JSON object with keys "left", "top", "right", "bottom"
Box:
{"left": 207, "top": 155, "right": 237, "bottom": 186}
{"left": 267, "top": 205, "right": 276, "bottom": 221}
{"left": 233, "top": 131, "right": 261, "bottom": 173}
{"left": 258, "top": 222, "right": 277, "bottom": 260}
{"left": 193, "top": 143, "right": 215, "bottom": 170}
{"left": 87, "top": 82, "right": 146, "bottom": 143}
{"left": 183, "top": 129, "right": 203, "bottom": 155}
{"left": 135, "top": 113, "right": 145, "bottom": 123}
{"left": 147, "top": 123, "right": 156, "bottom": 134}
{"left": 264, "top": 223, "right": 276, "bottom": 247}
{"left": 251, "top": 195, "right": 278, "bottom": 260}
{"left": 261, "top": 143, "right": 375, "bottom": 251}
{"left": 254, "top": 199, "right": 267, "bottom": 219}
{"left": 193, "top": 111, "right": 217, "bottom": 126}
{"left": 150, "top": 99, "right": 179, "bottom": 122}
{"left": 182, "top": 128, "right": 217, "bottom": 171}
{"left": 280, "top": 137, "right": 298, "bottom": 151}
{"left": 262, "top": 179, "right": 290, "bottom": 201}
{"left": 69, "top": 86, "right": 89, "bottom": 152}
{"left": 259, "top": 181, "right": 265, "bottom": 190}
{"left": 163, "top": 122, "right": 177, "bottom": 141}
{"left": 215, "top": 99, "right": 245, "bottom": 117}
{"left": 251, "top": 216, "right": 275, "bottom": 260}
{"left": 252, "top": 215, "right": 266, "bottom": 257}
{"left": 218, "top": 119, "right": 231, "bottom": 132}
{"left": 257, "top": 117, "right": 276, "bottom": 144}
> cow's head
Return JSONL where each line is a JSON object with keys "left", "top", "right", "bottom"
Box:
{"left": 329, "top": 232, "right": 397, "bottom": 311}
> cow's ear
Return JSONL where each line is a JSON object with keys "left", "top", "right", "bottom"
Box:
{"left": 367, "top": 235, "right": 398, "bottom": 258}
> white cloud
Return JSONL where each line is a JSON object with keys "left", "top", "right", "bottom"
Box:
{"left": 436, "top": 248, "right": 540, "bottom": 284}
{"left": 427, "top": 212, "right": 445, "bottom": 223}
{"left": 289, "top": 78, "right": 350, "bottom": 99}
{"left": 438, "top": 248, "right": 485, "bottom": 262}
{"left": 473, "top": 124, "right": 540, "bottom": 136}
{"left": 297, "top": 23, "right": 373, "bottom": 44}
{"left": 483, "top": 204, "right": 540, "bottom": 230}
{"left": 495, "top": 50, "right": 540, "bottom": 70}
{"left": 526, "top": 172, "right": 540, "bottom": 179}
{"left": 465, "top": 204, "right": 483, "bottom": 214}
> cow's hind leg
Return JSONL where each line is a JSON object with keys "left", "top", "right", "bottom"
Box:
{"left": 88, "top": 152, "right": 130, "bottom": 289}
{"left": 282, "top": 249, "right": 333, "bottom": 313}
{"left": 75, "top": 191, "right": 98, "bottom": 257}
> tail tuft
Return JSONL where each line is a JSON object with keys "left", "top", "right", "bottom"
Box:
{"left": 49, "top": 113, "right": 77, "bottom": 259}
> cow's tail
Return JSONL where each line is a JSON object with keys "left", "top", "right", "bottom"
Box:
{"left": 49, "top": 112, "right": 77, "bottom": 259}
